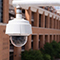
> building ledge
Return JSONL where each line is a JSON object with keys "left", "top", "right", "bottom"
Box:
{"left": 0, "top": 23, "right": 6, "bottom": 26}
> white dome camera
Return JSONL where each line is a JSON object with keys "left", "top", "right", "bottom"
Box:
{"left": 6, "top": 18, "right": 32, "bottom": 47}
{"left": 5, "top": 6, "right": 32, "bottom": 47}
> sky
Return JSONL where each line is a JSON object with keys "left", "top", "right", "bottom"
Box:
{"left": 54, "top": 6, "right": 60, "bottom": 10}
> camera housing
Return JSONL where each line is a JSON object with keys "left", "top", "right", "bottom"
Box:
{"left": 5, "top": 18, "right": 32, "bottom": 47}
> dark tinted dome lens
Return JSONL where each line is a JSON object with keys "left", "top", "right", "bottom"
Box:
{"left": 10, "top": 36, "right": 27, "bottom": 47}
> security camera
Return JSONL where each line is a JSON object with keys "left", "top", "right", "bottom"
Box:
{"left": 5, "top": 6, "right": 32, "bottom": 47}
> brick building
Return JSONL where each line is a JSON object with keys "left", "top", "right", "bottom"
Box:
{"left": 0, "top": 0, "right": 60, "bottom": 60}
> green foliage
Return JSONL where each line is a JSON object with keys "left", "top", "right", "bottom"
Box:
{"left": 21, "top": 49, "right": 44, "bottom": 60}
{"left": 51, "top": 41, "right": 60, "bottom": 58}
{"left": 42, "top": 40, "right": 60, "bottom": 59}
{"left": 21, "top": 41, "right": 60, "bottom": 60}
{"left": 44, "top": 43, "right": 54, "bottom": 56}
{"left": 42, "top": 42, "right": 54, "bottom": 60}
{"left": 51, "top": 41, "right": 58, "bottom": 56}
{"left": 43, "top": 54, "right": 51, "bottom": 60}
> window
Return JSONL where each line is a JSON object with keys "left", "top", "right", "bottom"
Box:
{"left": 31, "top": 12, "right": 38, "bottom": 27}
{"left": 31, "top": 35, "right": 34, "bottom": 49}
{"left": 45, "top": 35, "right": 48, "bottom": 43}
{"left": 10, "top": 41, "right": 14, "bottom": 60}
{"left": 50, "top": 35, "right": 52, "bottom": 43}
{"left": 59, "top": 21, "right": 60, "bottom": 29}
{"left": 0, "top": 0, "right": 3, "bottom": 22}
{"left": 54, "top": 35, "right": 55, "bottom": 40}
{"left": 39, "top": 35, "right": 42, "bottom": 49}
{"left": 57, "top": 20, "right": 58, "bottom": 29}
{"left": 45, "top": 16, "right": 48, "bottom": 28}
{"left": 39, "top": 35, "right": 44, "bottom": 49}
{"left": 39, "top": 14, "right": 41, "bottom": 27}
{"left": 57, "top": 35, "right": 58, "bottom": 42}
{"left": 31, "top": 35, "right": 38, "bottom": 50}
{"left": 50, "top": 17, "right": 52, "bottom": 28}
{"left": 54, "top": 19, "right": 55, "bottom": 29}
{"left": 31, "top": 12, "right": 35, "bottom": 26}
{"left": 22, "top": 45, "right": 25, "bottom": 51}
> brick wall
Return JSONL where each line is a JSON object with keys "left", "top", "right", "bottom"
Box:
{"left": 0, "top": 0, "right": 9, "bottom": 60}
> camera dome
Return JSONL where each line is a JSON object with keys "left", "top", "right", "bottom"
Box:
{"left": 10, "top": 36, "right": 27, "bottom": 47}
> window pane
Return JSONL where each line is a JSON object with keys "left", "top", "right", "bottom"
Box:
{"left": 0, "top": 0, "right": 3, "bottom": 22}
